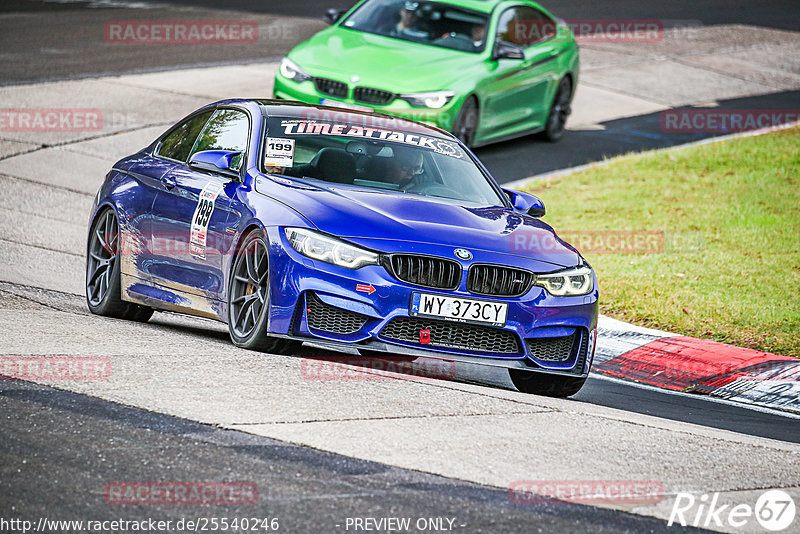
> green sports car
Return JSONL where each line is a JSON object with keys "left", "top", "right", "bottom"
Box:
{"left": 274, "top": 0, "right": 579, "bottom": 147}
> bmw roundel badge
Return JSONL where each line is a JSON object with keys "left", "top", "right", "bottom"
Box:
{"left": 454, "top": 248, "right": 472, "bottom": 261}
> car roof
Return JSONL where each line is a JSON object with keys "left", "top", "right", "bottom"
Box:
{"left": 392, "top": 0, "right": 538, "bottom": 15}
{"left": 196, "top": 99, "right": 457, "bottom": 138}
{"left": 235, "top": 98, "right": 457, "bottom": 138}
{"left": 438, "top": 0, "right": 505, "bottom": 14}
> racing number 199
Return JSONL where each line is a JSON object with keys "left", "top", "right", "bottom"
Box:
{"left": 194, "top": 198, "right": 213, "bottom": 226}
{"left": 268, "top": 141, "right": 291, "bottom": 152}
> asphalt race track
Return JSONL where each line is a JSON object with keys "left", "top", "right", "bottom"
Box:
{"left": 2, "top": 1, "right": 798, "bottom": 179}
{"left": 3, "top": 0, "right": 799, "bottom": 83}
{"left": 1, "top": 379, "right": 704, "bottom": 533}
{"left": 1, "top": 1, "right": 799, "bottom": 532}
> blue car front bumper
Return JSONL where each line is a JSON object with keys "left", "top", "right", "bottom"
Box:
{"left": 265, "top": 227, "right": 598, "bottom": 377}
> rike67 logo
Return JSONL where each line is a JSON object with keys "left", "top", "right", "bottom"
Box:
{"left": 668, "top": 490, "right": 796, "bottom": 531}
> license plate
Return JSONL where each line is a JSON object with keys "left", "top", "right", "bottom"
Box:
{"left": 319, "top": 98, "right": 373, "bottom": 113}
{"left": 410, "top": 293, "right": 508, "bottom": 326}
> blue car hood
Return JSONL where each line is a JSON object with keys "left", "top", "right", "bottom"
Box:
{"left": 256, "top": 176, "right": 580, "bottom": 268}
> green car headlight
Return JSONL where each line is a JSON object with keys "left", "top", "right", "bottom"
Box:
{"left": 284, "top": 228, "right": 379, "bottom": 270}
{"left": 279, "top": 57, "right": 312, "bottom": 83}
{"left": 399, "top": 91, "right": 456, "bottom": 109}
{"left": 534, "top": 265, "right": 594, "bottom": 296}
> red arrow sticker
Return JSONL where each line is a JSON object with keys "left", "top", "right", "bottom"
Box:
{"left": 356, "top": 283, "right": 376, "bottom": 294}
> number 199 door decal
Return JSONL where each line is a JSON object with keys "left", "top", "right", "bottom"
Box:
{"left": 190, "top": 183, "right": 223, "bottom": 259}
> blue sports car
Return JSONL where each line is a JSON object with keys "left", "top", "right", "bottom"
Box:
{"left": 86, "top": 99, "right": 598, "bottom": 397}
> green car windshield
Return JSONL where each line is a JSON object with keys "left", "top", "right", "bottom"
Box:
{"left": 263, "top": 117, "right": 505, "bottom": 207}
{"left": 341, "top": 0, "right": 490, "bottom": 54}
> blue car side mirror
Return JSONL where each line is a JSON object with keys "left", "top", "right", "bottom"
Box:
{"left": 503, "top": 188, "right": 546, "bottom": 217}
{"left": 188, "top": 150, "right": 242, "bottom": 179}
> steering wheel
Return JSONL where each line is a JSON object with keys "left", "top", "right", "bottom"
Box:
{"left": 414, "top": 184, "right": 462, "bottom": 198}
{"left": 433, "top": 32, "right": 474, "bottom": 52}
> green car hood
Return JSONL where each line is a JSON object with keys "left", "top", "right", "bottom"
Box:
{"left": 288, "top": 27, "right": 484, "bottom": 93}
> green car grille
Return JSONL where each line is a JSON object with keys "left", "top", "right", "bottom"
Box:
{"left": 312, "top": 77, "right": 396, "bottom": 106}
{"left": 353, "top": 87, "right": 395, "bottom": 106}
{"left": 313, "top": 77, "right": 347, "bottom": 99}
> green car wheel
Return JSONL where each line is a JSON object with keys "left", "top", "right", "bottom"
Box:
{"left": 542, "top": 77, "right": 572, "bottom": 142}
{"left": 453, "top": 96, "right": 479, "bottom": 148}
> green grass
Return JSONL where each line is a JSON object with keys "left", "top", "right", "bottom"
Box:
{"left": 523, "top": 127, "right": 800, "bottom": 356}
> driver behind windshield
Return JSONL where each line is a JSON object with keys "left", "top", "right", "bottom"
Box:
{"left": 345, "top": 0, "right": 489, "bottom": 53}
{"left": 392, "top": 1, "right": 428, "bottom": 39}
{"left": 386, "top": 146, "right": 424, "bottom": 188}
{"left": 471, "top": 22, "right": 487, "bottom": 48}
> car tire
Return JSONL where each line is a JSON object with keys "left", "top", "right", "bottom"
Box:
{"left": 508, "top": 369, "right": 586, "bottom": 397}
{"left": 228, "top": 230, "right": 301, "bottom": 354}
{"left": 452, "top": 95, "right": 479, "bottom": 148}
{"left": 541, "top": 77, "right": 572, "bottom": 142}
{"left": 86, "top": 208, "right": 154, "bottom": 322}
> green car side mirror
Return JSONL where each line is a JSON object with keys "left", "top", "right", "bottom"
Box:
{"left": 492, "top": 41, "right": 525, "bottom": 61}
{"left": 323, "top": 8, "right": 347, "bottom": 25}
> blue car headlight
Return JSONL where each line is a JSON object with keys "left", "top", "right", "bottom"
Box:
{"left": 534, "top": 266, "right": 594, "bottom": 296}
{"left": 285, "top": 228, "right": 379, "bottom": 269}
{"left": 398, "top": 91, "right": 456, "bottom": 109}
{"left": 279, "top": 57, "right": 312, "bottom": 83}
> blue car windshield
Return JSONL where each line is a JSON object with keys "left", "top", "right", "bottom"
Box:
{"left": 341, "top": 0, "right": 490, "bottom": 54}
{"left": 263, "top": 117, "right": 505, "bottom": 207}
